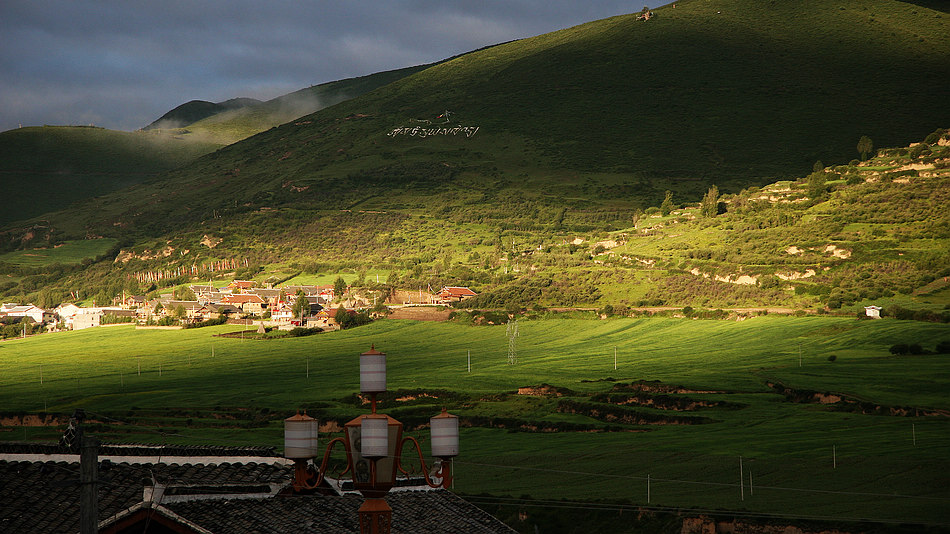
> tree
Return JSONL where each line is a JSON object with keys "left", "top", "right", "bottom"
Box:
{"left": 812, "top": 160, "right": 824, "bottom": 173}
{"left": 700, "top": 185, "right": 719, "bottom": 218}
{"left": 174, "top": 286, "right": 196, "bottom": 301}
{"left": 174, "top": 304, "right": 186, "bottom": 321}
{"left": 292, "top": 290, "right": 308, "bottom": 320}
{"left": 660, "top": 190, "right": 674, "bottom": 216}
{"left": 334, "top": 304, "right": 349, "bottom": 327}
{"left": 631, "top": 208, "right": 643, "bottom": 227}
{"left": 807, "top": 171, "right": 827, "bottom": 199}
{"left": 857, "top": 135, "right": 874, "bottom": 161}
{"left": 333, "top": 276, "right": 347, "bottom": 300}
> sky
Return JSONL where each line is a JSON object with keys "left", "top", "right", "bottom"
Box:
{"left": 0, "top": 1, "right": 660, "bottom": 133}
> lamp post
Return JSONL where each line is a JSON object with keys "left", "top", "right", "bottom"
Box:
{"left": 284, "top": 345, "right": 459, "bottom": 534}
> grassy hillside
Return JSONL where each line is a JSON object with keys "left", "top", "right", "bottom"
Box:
{"left": 0, "top": 126, "right": 220, "bottom": 226}
{"left": 1, "top": 316, "right": 948, "bottom": 526}
{"left": 1, "top": 0, "right": 948, "bottom": 315}
{"left": 4, "top": 127, "right": 944, "bottom": 316}
{"left": 17, "top": 0, "right": 949, "bottom": 236}
{"left": 0, "top": 67, "right": 428, "bottom": 229}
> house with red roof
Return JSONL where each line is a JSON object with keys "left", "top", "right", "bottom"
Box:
{"left": 435, "top": 286, "right": 477, "bottom": 304}
{"left": 221, "top": 293, "right": 266, "bottom": 314}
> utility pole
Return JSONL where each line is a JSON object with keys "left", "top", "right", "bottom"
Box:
{"left": 80, "top": 430, "right": 100, "bottom": 534}
{"left": 739, "top": 456, "right": 744, "bottom": 501}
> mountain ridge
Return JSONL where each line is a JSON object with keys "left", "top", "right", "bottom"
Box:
{"left": 143, "top": 97, "right": 262, "bottom": 130}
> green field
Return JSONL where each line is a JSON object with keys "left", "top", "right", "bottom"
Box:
{"left": 1, "top": 316, "right": 948, "bottom": 527}
{"left": 0, "top": 239, "right": 118, "bottom": 267}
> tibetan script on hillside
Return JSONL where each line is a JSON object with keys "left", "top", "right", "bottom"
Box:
{"left": 387, "top": 126, "right": 479, "bottom": 138}
{"left": 387, "top": 110, "right": 479, "bottom": 139}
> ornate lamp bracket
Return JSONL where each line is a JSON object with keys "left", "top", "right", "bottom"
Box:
{"left": 397, "top": 436, "right": 453, "bottom": 489}
{"left": 292, "top": 437, "right": 347, "bottom": 491}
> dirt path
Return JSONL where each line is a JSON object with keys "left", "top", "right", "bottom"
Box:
{"left": 387, "top": 306, "right": 452, "bottom": 321}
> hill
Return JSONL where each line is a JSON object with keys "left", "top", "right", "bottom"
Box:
{"left": 0, "top": 126, "right": 220, "bottom": 227}
{"left": 142, "top": 97, "right": 262, "bottom": 130}
{"left": 2, "top": 126, "right": 947, "bottom": 316}
{"left": 0, "top": 66, "right": 429, "bottom": 227}
{"left": 19, "top": 0, "right": 950, "bottom": 236}
{"left": 1, "top": 0, "right": 949, "bottom": 314}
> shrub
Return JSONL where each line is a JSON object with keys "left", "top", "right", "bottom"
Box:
{"left": 924, "top": 128, "right": 946, "bottom": 145}
{"left": 183, "top": 316, "right": 228, "bottom": 329}
{"left": 287, "top": 327, "right": 321, "bottom": 337}
{"left": 936, "top": 341, "right": 950, "bottom": 354}
{"left": 889, "top": 344, "right": 909, "bottom": 355}
{"left": 827, "top": 354, "right": 837, "bottom": 362}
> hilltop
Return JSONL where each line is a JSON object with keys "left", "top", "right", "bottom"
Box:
{"left": 0, "top": 66, "right": 429, "bottom": 225}
{"left": 142, "top": 64, "right": 432, "bottom": 145}
{"left": 143, "top": 98, "right": 262, "bottom": 130}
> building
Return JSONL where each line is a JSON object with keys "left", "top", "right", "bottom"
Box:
{"left": 271, "top": 303, "right": 296, "bottom": 324}
{"left": 221, "top": 294, "right": 266, "bottom": 314}
{"left": 247, "top": 288, "right": 283, "bottom": 308}
{"left": 0, "top": 441, "right": 515, "bottom": 533}
{"left": 199, "top": 303, "right": 241, "bottom": 321}
{"left": 865, "top": 305, "right": 882, "bottom": 318}
{"left": 161, "top": 300, "right": 204, "bottom": 321}
{"left": 0, "top": 304, "right": 47, "bottom": 323}
{"left": 436, "top": 286, "right": 478, "bottom": 304}
{"left": 227, "top": 280, "right": 257, "bottom": 292}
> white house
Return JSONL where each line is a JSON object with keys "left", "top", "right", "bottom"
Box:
{"left": 2, "top": 304, "right": 46, "bottom": 323}
{"left": 71, "top": 309, "right": 103, "bottom": 330}
{"left": 864, "top": 305, "right": 882, "bottom": 318}
{"left": 271, "top": 303, "right": 296, "bottom": 324}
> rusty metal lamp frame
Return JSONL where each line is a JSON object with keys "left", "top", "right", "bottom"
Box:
{"left": 287, "top": 347, "right": 458, "bottom": 534}
{"left": 290, "top": 395, "right": 454, "bottom": 493}
{"left": 290, "top": 435, "right": 348, "bottom": 492}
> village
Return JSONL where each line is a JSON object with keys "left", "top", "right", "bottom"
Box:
{"left": 0, "top": 281, "right": 477, "bottom": 338}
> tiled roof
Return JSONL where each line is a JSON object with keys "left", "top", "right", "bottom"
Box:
{"left": 438, "top": 287, "right": 477, "bottom": 298}
{"left": 247, "top": 289, "right": 281, "bottom": 298}
{"left": 0, "top": 442, "right": 280, "bottom": 458}
{"left": 0, "top": 459, "right": 289, "bottom": 533}
{"left": 165, "top": 490, "right": 514, "bottom": 534}
{"left": 222, "top": 294, "right": 265, "bottom": 304}
{"left": 0, "top": 447, "right": 515, "bottom": 533}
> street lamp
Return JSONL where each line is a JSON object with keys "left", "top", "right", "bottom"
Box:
{"left": 284, "top": 345, "right": 459, "bottom": 534}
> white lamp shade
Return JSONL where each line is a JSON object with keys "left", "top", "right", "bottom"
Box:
{"left": 360, "top": 348, "right": 387, "bottom": 394}
{"left": 284, "top": 413, "right": 319, "bottom": 459}
{"left": 430, "top": 410, "right": 459, "bottom": 458}
{"left": 361, "top": 415, "right": 389, "bottom": 459}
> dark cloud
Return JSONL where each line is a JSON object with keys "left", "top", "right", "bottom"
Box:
{"left": 0, "top": 0, "right": 655, "bottom": 132}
